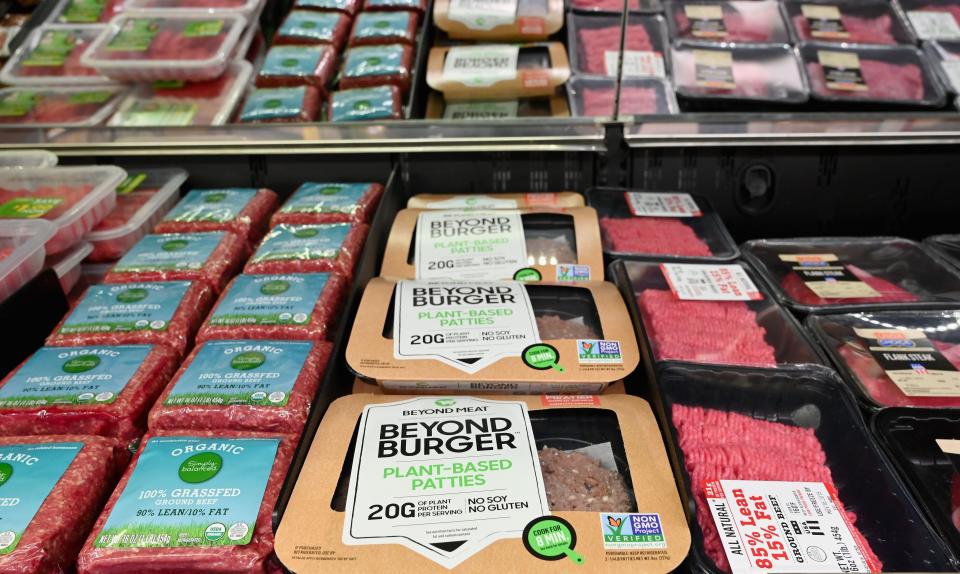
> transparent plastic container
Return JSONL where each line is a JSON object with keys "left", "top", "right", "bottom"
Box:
{"left": 923, "top": 40, "right": 960, "bottom": 93}
{"left": 783, "top": 0, "right": 915, "bottom": 45}
{"left": 927, "top": 234, "right": 960, "bottom": 270}
{"left": 47, "top": 240, "right": 92, "bottom": 293}
{"left": 0, "top": 220, "right": 55, "bottom": 302}
{"left": 0, "top": 25, "right": 113, "bottom": 86}
{"left": 0, "top": 165, "right": 125, "bottom": 255}
{"left": 81, "top": 12, "right": 248, "bottom": 82}
{"left": 899, "top": 0, "right": 960, "bottom": 41}
{"left": 0, "top": 85, "right": 127, "bottom": 128}
{"left": 108, "top": 60, "right": 252, "bottom": 126}
{"left": 85, "top": 168, "right": 187, "bottom": 262}
{"left": 567, "top": 12, "right": 670, "bottom": 78}
{"left": 125, "top": 0, "right": 266, "bottom": 18}
{"left": 568, "top": 75, "right": 678, "bottom": 117}
{"left": 665, "top": 0, "right": 790, "bottom": 43}
{"left": 0, "top": 151, "right": 57, "bottom": 170}
{"left": 799, "top": 42, "right": 947, "bottom": 106}
{"left": 47, "top": 0, "right": 125, "bottom": 25}
{"left": 568, "top": 0, "right": 662, "bottom": 14}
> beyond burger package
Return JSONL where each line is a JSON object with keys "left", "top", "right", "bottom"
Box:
{"left": 275, "top": 393, "right": 691, "bottom": 573}
{"left": 433, "top": 0, "right": 563, "bottom": 41}
{"left": 407, "top": 192, "right": 585, "bottom": 209}
{"left": 380, "top": 207, "right": 604, "bottom": 282}
{"left": 347, "top": 278, "right": 640, "bottom": 393}
{"left": 427, "top": 43, "right": 571, "bottom": 101}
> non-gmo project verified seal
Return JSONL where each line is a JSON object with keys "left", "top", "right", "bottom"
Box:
{"left": 556, "top": 264, "right": 590, "bottom": 282}
{"left": 577, "top": 340, "right": 623, "bottom": 364}
{"left": 600, "top": 513, "right": 666, "bottom": 549}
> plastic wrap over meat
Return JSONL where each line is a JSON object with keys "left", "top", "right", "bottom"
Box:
{"left": 274, "top": 10, "right": 351, "bottom": 49}
{"left": 271, "top": 182, "right": 383, "bottom": 226}
{"left": 601, "top": 217, "right": 712, "bottom": 257}
{"left": 536, "top": 314, "right": 600, "bottom": 339}
{"left": 672, "top": 43, "right": 807, "bottom": 102}
{"left": 789, "top": 6, "right": 903, "bottom": 45}
{"left": 805, "top": 59, "right": 926, "bottom": 102}
{"left": 238, "top": 86, "right": 322, "bottom": 123}
{"left": 245, "top": 223, "right": 368, "bottom": 279}
{"left": 670, "top": 1, "right": 787, "bottom": 42}
{"left": 578, "top": 23, "right": 660, "bottom": 75}
{"left": 782, "top": 263, "right": 921, "bottom": 305}
{"left": 837, "top": 339, "right": 960, "bottom": 407}
{"left": 328, "top": 85, "right": 403, "bottom": 121}
{"left": 154, "top": 188, "right": 279, "bottom": 246}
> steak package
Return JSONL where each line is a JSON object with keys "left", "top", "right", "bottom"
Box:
{"left": 271, "top": 182, "right": 383, "bottom": 226}
{"left": 103, "top": 231, "right": 247, "bottom": 293}
{"left": 425, "top": 93, "right": 572, "bottom": 118}
{"left": 899, "top": 0, "right": 960, "bottom": 41}
{"left": 926, "top": 234, "right": 960, "bottom": 270}
{"left": 0, "top": 344, "right": 177, "bottom": 442}
{"left": 807, "top": 309, "right": 960, "bottom": 408}
{"left": 427, "top": 43, "right": 570, "bottom": 101}
{"left": 0, "top": 25, "right": 112, "bottom": 86}
{"left": 255, "top": 44, "right": 336, "bottom": 89}
{"left": 671, "top": 41, "right": 809, "bottom": 104}
{"left": 568, "top": 13, "right": 669, "bottom": 78}
{"left": 274, "top": 10, "right": 351, "bottom": 49}
{"left": 238, "top": 86, "right": 322, "bottom": 123}
{"left": 328, "top": 85, "right": 404, "bottom": 121}
{"left": 742, "top": 237, "right": 960, "bottom": 313}
{"left": 433, "top": 0, "right": 563, "bottom": 40}
{"left": 155, "top": 187, "right": 279, "bottom": 246}
{"left": 568, "top": 75, "right": 679, "bottom": 117}
{"left": 349, "top": 10, "right": 419, "bottom": 46}
{"left": 245, "top": 222, "right": 368, "bottom": 278}
{"left": 77, "top": 430, "right": 296, "bottom": 574}
{"left": 570, "top": 0, "right": 661, "bottom": 13}
{"left": 666, "top": 0, "right": 790, "bottom": 43}
{"left": 197, "top": 272, "right": 348, "bottom": 341}
{"left": 0, "top": 435, "right": 128, "bottom": 574}
{"left": 656, "top": 364, "right": 956, "bottom": 574}
{"left": 148, "top": 339, "right": 331, "bottom": 435}
{"left": 799, "top": 42, "right": 947, "bottom": 107}
{"left": 587, "top": 187, "right": 737, "bottom": 261}
{"left": 47, "top": 280, "right": 215, "bottom": 357}
{"left": 406, "top": 192, "right": 585, "bottom": 209}
{"left": 0, "top": 86, "right": 127, "bottom": 128}
{"left": 275, "top": 393, "right": 690, "bottom": 573}
{"left": 783, "top": 0, "right": 915, "bottom": 45}
{"left": 339, "top": 43, "right": 414, "bottom": 93}
{"left": 347, "top": 278, "right": 640, "bottom": 393}
{"left": 380, "top": 206, "right": 605, "bottom": 282}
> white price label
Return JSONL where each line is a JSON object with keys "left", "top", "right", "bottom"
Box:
{"left": 908, "top": 10, "right": 960, "bottom": 39}
{"left": 444, "top": 100, "right": 520, "bottom": 120}
{"left": 625, "top": 191, "right": 702, "bottom": 217}
{"left": 661, "top": 263, "right": 762, "bottom": 301}
{"left": 415, "top": 210, "right": 528, "bottom": 280}
{"left": 448, "top": 0, "right": 518, "bottom": 30}
{"left": 603, "top": 50, "right": 666, "bottom": 78}
{"left": 443, "top": 45, "right": 519, "bottom": 87}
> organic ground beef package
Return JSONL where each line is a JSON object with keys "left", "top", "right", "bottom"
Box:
{"left": 270, "top": 182, "right": 384, "bottom": 226}
{"left": 275, "top": 393, "right": 690, "bottom": 573}
{"left": 245, "top": 223, "right": 368, "bottom": 278}
{"left": 154, "top": 187, "right": 279, "bottom": 246}
{"left": 148, "top": 339, "right": 331, "bottom": 435}
{"left": 77, "top": 430, "right": 296, "bottom": 574}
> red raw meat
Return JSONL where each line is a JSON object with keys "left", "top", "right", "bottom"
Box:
{"left": 637, "top": 289, "right": 778, "bottom": 367}
{"left": 148, "top": 340, "right": 331, "bottom": 435}
{"left": 791, "top": 13, "right": 898, "bottom": 44}
{"left": 197, "top": 272, "right": 348, "bottom": 342}
{"left": 578, "top": 24, "right": 657, "bottom": 74}
{"left": 0, "top": 184, "right": 93, "bottom": 220}
{"left": 76, "top": 429, "right": 296, "bottom": 574}
{"left": 806, "top": 59, "right": 926, "bottom": 101}
{"left": 0, "top": 344, "right": 178, "bottom": 444}
{"left": 0, "top": 246, "right": 13, "bottom": 260}
{"left": 673, "top": 4, "right": 780, "bottom": 42}
{"left": 47, "top": 280, "right": 215, "bottom": 358}
{"left": 244, "top": 223, "right": 369, "bottom": 279}
{"left": 87, "top": 191, "right": 156, "bottom": 262}
{"left": 837, "top": 339, "right": 960, "bottom": 407}
{"left": 99, "top": 28, "right": 228, "bottom": 62}
{"left": 0, "top": 435, "right": 127, "bottom": 574}
{"left": 570, "top": 0, "right": 640, "bottom": 10}
{"left": 270, "top": 182, "right": 384, "bottom": 226}
{"left": 601, "top": 216, "right": 711, "bottom": 256}
{"left": 781, "top": 263, "right": 920, "bottom": 305}
{"left": 154, "top": 188, "right": 278, "bottom": 247}
{"left": 672, "top": 404, "right": 883, "bottom": 573}
{"left": 581, "top": 86, "right": 617, "bottom": 116}
{"left": 580, "top": 85, "right": 662, "bottom": 116}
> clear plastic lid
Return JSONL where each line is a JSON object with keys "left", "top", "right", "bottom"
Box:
{"left": 923, "top": 40, "right": 960, "bottom": 93}
{"left": 926, "top": 235, "right": 960, "bottom": 271}
{"left": 46, "top": 239, "right": 93, "bottom": 292}
{"left": 81, "top": 12, "right": 248, "bottom": 82}
{"left": 899, "top": 0, "right": 960, "bottom": 40}
{"left": 567, "top": 75, "right": 679, "bottom": 117}
{"left": 672, "top": 41, "right": 809, "bottom": 103}
{"left": 665, "top": 0, "right": 791, "bottom": 43}
{"left": 0, "top": 220, "right": 55, "bottom": 303}
{"left": 808, "top": 309, "right": 960, "bottom": 408}
{"left": 47, "top": 0, "right": 125, "bottom": 25}
{"left": 0, "top": 25, "right": 113, "bottom": 86}
{"left": 0, "top": 151, "right": 58, "bottom": 170}
{"left": 742, "top": 236, "right": 960, "bottom": 314}
{"left": 567, "top": 12, "right": 670, "bottom": 78}
{"left": 783, "top": 0, "right": 915, "bottom": 45}
{"left": 86, "top": 168, "right": 188, "bottom": 242}
{"left": 0, "top": 85, "right": 127, "bottom": 127}
{"left": 568, "top": 0, "right": 663, "bottom": 14}
{"left": 799, "top": 42, "right": 947, "bottom": 106}
{"left": 108, "top": 60, "right": 252, "bottom": 126}
{"left": 125, "top": 0, "right": 266, "bottom": 18}
{"left": 238, "top": 85, "right": 322, "bottom": 122}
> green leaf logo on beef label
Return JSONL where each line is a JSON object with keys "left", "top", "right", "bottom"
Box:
{"left": 294, "top": 227, "right": 319, "bottom": 238}
{"left": 260, "top": 280, "right": 290, "bottom": 296}
{"left": 62, "top": 354, "right": 101, "bottom": 374}
{"left": 178, "top": 452, "right": 222, "bottom": 484}
{"left": 203, "top": 192, "right": 227, "bottom": 203}
{"left": 162, "top": 239, "right": 190, "bottom": 251}
{"left": 231, "top": 351, "right": 266, "bottom": 371}
{"left": 0, "top": 463, "right": 12, "bottom": 487}
{"left": 319, "top": 186, "right": 341, "bottom": 195}
{"left": 116, "top": 288, "right": 148, "bottom": 303}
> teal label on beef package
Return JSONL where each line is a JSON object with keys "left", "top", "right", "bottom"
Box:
{"left": 163, "top": 189, "right": 256, "bottom": 224}
{"left": 239, "top": 87, "right": 306, "bottom": 122}
{"left": 343, "top": 44, "right": 405, "bottom": 79}
{"left": 279, "top": 10, "right": 341, "bottom": 42}
{"left": 250, "top": 224, "right": 349, "bottom": 263}
{"left": 93, "top": 436, "right": 279, "bottom": 549}
{"left": 280, "top": 182, "right": 372, "bottom": 215}
{"left": 209, "top": 273, "right": 330, "bottom": 326}
{"left": 0, "top": 442, "right": 82, "bottom": 554}
{"left": 0, "top": 345, "right": 151, "bottom": 407}
{"left": 353, "top": 12, "right": 411, "bottom": 40}
{"left": 330, "top": 86, "right": 396, "bottom": 122}
{"left": 262, "top": 46, "right": 324, "bottom": 77}
{"left": 112, "top": 232, "right": 223, "bottom": 273}
{"left": 60, "top": 282, "right": 189, "bottom": 334}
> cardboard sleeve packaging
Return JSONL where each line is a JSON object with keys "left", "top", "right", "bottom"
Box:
{"left": 407, "top": 192, "right": 584, "bottom": 209}
{"left": 432, "top": 0, "right": 563, "bottom": 40}
{"left": 424, "top": 94, "right": 572, "bottom": 118}
{"left": 426, "top": 43, "right": 570, "bottom": 101}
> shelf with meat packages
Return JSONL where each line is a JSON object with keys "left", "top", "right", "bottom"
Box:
{"left": 0, "top": 85, "right": 128, "bottom": 128}
{"left": 567, "top": 12, "right": 670, "bottom": 79}
{"left": 339, "top": 44, "right": 414, "bottom": 94}
{"left": 294, "top": 0, "right": 361, "bottom": 16}
{"left": 783, "top": 0, "right": 915, "bottom": 45}
{"left": 665, "top": 0, "right": 790, "bottom": 43}
{"left": 237, "top": 86, "right": 323, "bottom": 123}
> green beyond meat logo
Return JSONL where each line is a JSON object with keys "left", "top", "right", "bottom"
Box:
{"left": 116, "top": 288, "right": 148, "bottom": 303}
{"left": 62, "top": 355, "right": 101, "bottom": 373}
{"left": 0, "top": 463, "right": 12, "bottom": 487}
{"left": 435, "top": 399, "right": 456, "bottom": 407}
{"left": 231, "top": 351, "right": 266, "bottom": 371}
{"left": 178, "top": 452, "right": 222, "bottom": 484}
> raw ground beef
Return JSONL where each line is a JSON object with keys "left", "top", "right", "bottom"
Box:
{"left": 0, "top": 435, "right": 127, "bottom": 574}
{"left": 154, "top": 188, "right": 279, "bottom": 247}
{"left": 103, "top": 231, "right": 247, "bottom": 293}
{"left": 781, "top": 263, "right": 920, "bottom": 305}
{"left": 197, "top": 272, "right": 348, "bottom": 342}
{"left": 637, "top": 289, "right": 778, "bottom": 367}
{"left": 0, "top": 184, "right": 93, "bottom": 221}
{"left": 148, "top": 340, "right": 331, "bottom": 436}
{"left": 837, "top": 339, "right": 960, "bottom": 406}
{"left": 76, "top": 430, "right": 296, "bottom": 574}
{"left": 581, "top": 86, "right": 617, "bottom": 117}
{"left": 47, "top": 280, "right": 215, "bottom": 358}
{"left": 0, "top": 344, "right": 178, "bottom": 443}
{"left": 791, "top": 13, "right": 898, "bottom": 44}
{"left": 600, "top": 216, "right": 712, "bottom": 257}
{"left": 570, "top": 0, "right": 641, "bottom": 10}
{"left": 806, "top": 60, "right": 926, "bottom": 101}
{"left": 671, "top": 404, "right": 883, "bottom": 573}
{"left": 620, "top": 86, "right": 662, "bottom": 114}
{"left": 244, "top": 223, "right": 369, "bottom": 279}
{"left": 536, "top": 314, "right": 599, "bottom": 339}
{"left": 95, "top": 26, "right": 229, "bottom": 62}
{"left": 270, "top": 182, "right": 384, "bottom": 226}
{"left": 578, "top": 24, "right": 658, "bottom": 75}
{"left": 525, "top": 236, "right": 577, "bottom": 264}
{"left": 673, "top": 3, "right": 781, "bottom": 42}
{"left": 538, "top": 446, "right": 633, "bottom": 512}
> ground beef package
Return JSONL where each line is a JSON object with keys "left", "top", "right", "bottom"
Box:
{"left": 742, "top": 237, "right": 960, "bottom": 313}
{"left": 274, "top": 10, "right": 352, "bottom": 49}
{"left": 568, "top": 13, "right": 670, "bottom": 77}
{"left": 0, "top": 25, "right": 110, "bottom": 85}
{"left": 255, "top": 45, "right": 337, "bottom": 89}
{"left": 271, "top": 182, "right": 384, "bottom": 226}
{"left": 568, "top": 75, "right": 679, "bottom": 117}
{"left": 667, "top": 0, "right": 790, "bottom": 43}
{"left": 198, "top": 272, "right": 348, "bottom": 342}
{"left": 783, "top": 0, "right": 915, "bottom": 45}
{"left": 77, "top": 430, "right": 296, "bottom": 574}
{"left": 238, "top": 86, "right": 322, "bottom": 123}
{"left": 657, "top": 364, "right": 956, "bottom": 574}
{"left": 426, "top": 43, "right": 571, "bottom": 101}
{"left": 154, "top": 188, "right": 279, "bottom": 247}
{"left": 587, "top": 187, "right": 737, "bottom": 260}
{"left": 926, "top": 234, "right": 960, "bottom": 271}
{"left": 349, "top": 10, "right": 419, "bottom": 46}
{"left": 274, "top": 393, "right": 690, "bottom": 573}
{"left": 0, "top": 86, "right": 127, "bottom": 128}
{"left": 103, "top": 231, "right": 247, "bottom": 293}
{"left": 0, "top": 344, "right": 177, "bottom": 442}
{"left": 0, "top": 435, "right": 128, "bottom": 574}
{"left": 245, "top": 223, "right": 368, "bottom": 278}
{"left": 339, "top": 43, "right": 414, "bottom": 93}
{"left": 47, "top": 280, "right": 215, "bottom": 357}
{"left": 328, "top": 85, "right": 404, "bottom": 121}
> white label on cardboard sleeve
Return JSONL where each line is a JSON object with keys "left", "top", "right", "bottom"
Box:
{"left": 415, "top": 210, "right": 528, "bottom": 280}
{"left": 704, "top": 480, "right": 880, "bottom": 574}
{"left": 394, "top": 280, "right": 541, "bottom": 373}
{"left": 625, "top": 192, "right": 702, "bottom": 217}
{"left": 448, "top": 0, "right": 518, "bottom": 30}
{"left": 941, "top": 60, "right": 960, "bottom": 92}
{"left": 661, "top": 263, "right": 762, "bottom": 301}
{"left": 604, "top": 50, "right": 665, "bottom": 78}
{"left": 444, "top": 101, "right": 520, "bottom": 120}
{"left": 908, "top": 10, "right": 960, "bottom": 39}
{"left": 442, "top": 45, "right": 519, "bottom": 87}
{"left": 423, "top": 195, "right": 520, "bottom": 210}
{"left": 853, "top": 327, "right": 960, "bottom": 396}
{"left": 342, "top": 396, "right": 550, "bottom": 568}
